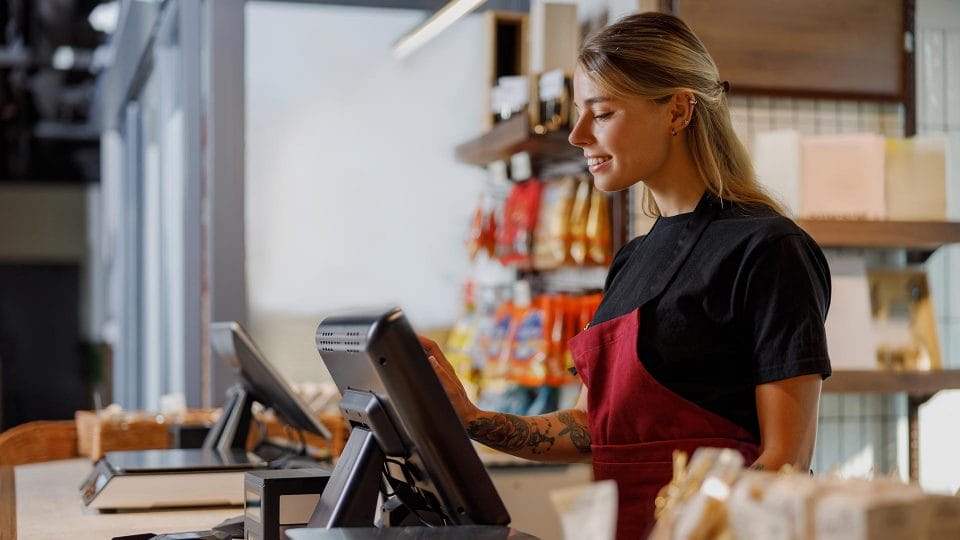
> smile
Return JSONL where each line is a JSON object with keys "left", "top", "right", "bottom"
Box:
{"left": 587, "top": 156, "right": 611, "bottom": 166}
{"left": 587, "top": 156, "right": 611, "bottom": 173}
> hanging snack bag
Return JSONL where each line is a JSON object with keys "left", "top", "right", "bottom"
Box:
{"left": 466, "top": 199, "right": 485, "bottom": 261}
{"left": 498, "top": 180, "right": 543, "bottom": 268}
{"left": 586, "top": 186, "right": 613, "bottom": 266}
{"left": 445, "top": 282, "right": 480, "bottom": 384}
{"left": 568, "top": 178, "right": 592, "bottom": 265}
{"left": 480, "top": 300, "right": 515, "bottom": 380}
{"left": 543, "top": 295, "right": 569, "bottom": 387}
{"left": 533, "top": 176, "right": 576, "bottom": 270}
{"left": 508, "top": 296, "right": 550, "bottom": 387}
{"left": 482, "top": 200, "right": 498, "bottom": 258}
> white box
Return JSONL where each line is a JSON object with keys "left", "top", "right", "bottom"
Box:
{"left": 754, "top": 129, "right": 802, "bottom": 217}
{"left": 823, "top": 254, "right": 877, "bottom": 370}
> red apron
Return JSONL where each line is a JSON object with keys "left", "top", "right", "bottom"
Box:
{"left": 567, "top": 194, "right": 760, "bottom": 539}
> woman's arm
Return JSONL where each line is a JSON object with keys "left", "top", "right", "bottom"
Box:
{"left": 421, "top": 336, "right": 592, "bottom": 464}
{"left": 752, "top": 373, "right": 822, "bottom": 471}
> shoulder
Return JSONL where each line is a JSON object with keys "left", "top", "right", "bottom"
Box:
{"left": 711, "top": 202, "right": 819, "bottom": 254}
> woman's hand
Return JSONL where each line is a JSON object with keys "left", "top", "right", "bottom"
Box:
{"left": 418, "top": 335, "right": 479, "bottom": 428}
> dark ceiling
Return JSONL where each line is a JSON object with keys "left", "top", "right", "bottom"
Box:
{"left": 0, "top": 0, "right": 528, "bottom": 184}
{"left": 1, "top": 0, "right": 109, "bottom": 183}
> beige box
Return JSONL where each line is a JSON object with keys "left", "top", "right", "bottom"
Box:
{"left": 924, "top": 494, "right": 960, "bottom": 538}
{"left": 800, "top": 133, "right": 887, "bottom": 219}
{"left": 529, "top": 1, "right": 579, "bottom": 74}
{"left": 885, "top": 136, "right": 948, "bottom": 221}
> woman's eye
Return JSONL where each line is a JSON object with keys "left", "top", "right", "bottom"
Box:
{"left": 594, "top": 112, "right": 613, "bottom": 122}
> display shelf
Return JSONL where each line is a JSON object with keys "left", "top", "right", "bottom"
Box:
{"left": 454, "top": 112, "right": 583, "bottom": 168}
{"left": 823, "top": 369, "right": 960, "bottom": 395}
{"left": 823, "top": 368, "right": 960, "bottom": 482}
{"left": 797, "top": 219, "right": 960, "bottom": 250}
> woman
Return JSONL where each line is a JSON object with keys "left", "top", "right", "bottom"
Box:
{"left": 423, "top": 12, "right": 831, "bottom": 539}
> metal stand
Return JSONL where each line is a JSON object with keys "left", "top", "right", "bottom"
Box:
{"left": 307, "top": 427, "right": 383, "bottom": 528}
{"left": 202, "top": 384, "right": 255, "bottom": 451}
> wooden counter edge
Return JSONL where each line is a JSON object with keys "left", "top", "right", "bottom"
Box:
{"left": 0, "top": 466, "right": 15, "bottom": 540}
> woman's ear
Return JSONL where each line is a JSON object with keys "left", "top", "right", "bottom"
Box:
{"left": 669, "top": 91, "right": 696, "bottom": 135}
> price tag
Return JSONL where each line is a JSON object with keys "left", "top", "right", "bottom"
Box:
{"left": 510, "top": 152, "right": 532, "bottom": 181}
{"left": 539, "top": 69, "right": 566, "bottom": 101}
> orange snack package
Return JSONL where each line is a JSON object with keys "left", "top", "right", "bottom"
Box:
{"left": 507, "top": 297, "right": 549, "bottom": 387}
{"left": 533, "top": 176, "right": 576, "bottom": 270}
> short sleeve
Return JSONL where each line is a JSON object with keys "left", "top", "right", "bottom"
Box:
{"left": 738, "top": 233, "right": 832, "bottom": 384}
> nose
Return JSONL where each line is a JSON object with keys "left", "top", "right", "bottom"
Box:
{"left": 567, "top": 113, "right": 593, "bottom": 148}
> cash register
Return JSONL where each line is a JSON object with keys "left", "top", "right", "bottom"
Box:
{"left": 284, "top": 307, "right": 520, "bottom": 539}
{"left": 80, "top": 321, "right": 333, "bottom": 511}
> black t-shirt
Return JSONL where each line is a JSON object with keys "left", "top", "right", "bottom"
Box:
{"left": 591, "top": 199, "right": 832, "bottom": 440}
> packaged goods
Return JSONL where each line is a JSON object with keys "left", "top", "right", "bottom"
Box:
{"left": 481, "top": 301, "right": 515, "bottom": 380}
{"left": 533, "top": 176, "right": 576, "bottom": 270}
{"left": 800, "top": 133, "right": 886, "bottom": 219}
{"left": 885, "top": 136, "right": 948, "bottom": 221}
{"left": 568, "top": 178, "right": 592, "bottom": 265}
{"left": 507, "top": 297, "right": 549, "bottom": 387}
{"left": 466, "top": 195, "right": 498, "bottom": 261}
{"left": 467, "top": 202, "right": 484, "bottom": 261}
{"left": 445, "top": 284, "right": 481, "bottom": 402}
{"left": 497, "top": 180, "right": 543, "bottom": 267}
{"left": 651, "top": 448, "right": 745, "bottom": 540}
{"left": 586, "top": 186, "right": 612, "bottom": 265}
{"left": 726, "top": 471, "right": 792, "bottom": 540}
{"left": 813, "top": 488, "right": 925, "bottom": 540}
{"left": 542, "top": 295, "right": 569, "bottom": 387}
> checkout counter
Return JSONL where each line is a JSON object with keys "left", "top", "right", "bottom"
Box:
{"left": 2, "top": 458, "right": 588, "bottom": 539}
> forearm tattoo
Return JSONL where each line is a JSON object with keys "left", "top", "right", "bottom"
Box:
{"left": 467, "top": 414, "right": 556, "bottom": 454}
{"left": 557, "top": 411, "right": 592, "bottom": 454}
{"left": 750, "top": 463, "right": 765, "bottom": 471}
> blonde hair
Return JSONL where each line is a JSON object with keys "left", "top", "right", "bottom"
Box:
{"left": 578, "top": 12, "right": 784, "bottom": 217}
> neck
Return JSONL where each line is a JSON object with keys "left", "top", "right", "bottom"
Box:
{"left": 647, "top": 166, "right": 704, "bottom": 217}
{"left": 645, "top": 141, "right": 706, "bottom": 216}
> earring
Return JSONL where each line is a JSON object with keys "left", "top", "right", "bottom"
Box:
{"left": 684, "top": 119, "right": 689, "bottom": 125}
{"left": 671, "top": 129, "right": 677, "bottom": 136}
{"left": 690, "top": 97, "right": 698, "bottom": 105}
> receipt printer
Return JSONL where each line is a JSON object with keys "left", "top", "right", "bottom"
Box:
{"left": 243, "top": 468, "right": 331, "bottom": 540}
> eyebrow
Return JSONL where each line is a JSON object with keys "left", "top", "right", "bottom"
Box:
{"left": 585, "top": 96, "right": 613, "bottom": 105}
{"left": 574, "top": 96, "right": 614, "bottom": 111}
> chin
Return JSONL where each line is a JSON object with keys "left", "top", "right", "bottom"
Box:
{"left": 591, "top": 174, "right": 633, "bottom": 193}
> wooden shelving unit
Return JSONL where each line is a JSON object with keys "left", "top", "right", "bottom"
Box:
{"left": 824, "top": 369, "right": 960, "bottom": 395}
{"left": 797, "top": 219, "right": 960, "bottom": 250}
{"left": 454, "top": 112, "right": 582, "bottom": 169}
{"left": 825, "top": 368, "right": 960, "bottom": 482}
{"left": 453, "top": 106, "right": 960, "bottom": 483}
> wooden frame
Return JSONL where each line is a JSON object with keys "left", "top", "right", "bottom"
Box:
{"left": 674, "top": 0, "right": 911, "bottom": 103}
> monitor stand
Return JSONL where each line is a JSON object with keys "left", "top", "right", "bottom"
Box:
{"left": 307, "top": 389, "right": 448, "bottom": 529}
{"left": 80, "top": 384, "right": 268, "bottom": 510}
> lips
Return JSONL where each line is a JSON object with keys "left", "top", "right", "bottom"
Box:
{"left": 586, "top": 156, "right": 611, "bottom": 166}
